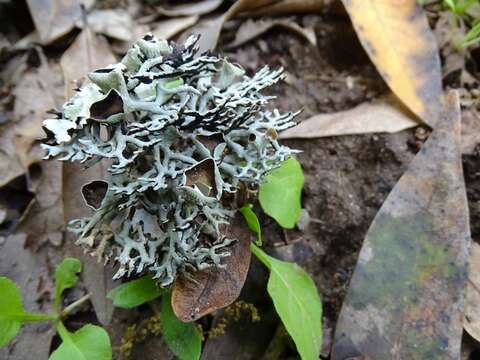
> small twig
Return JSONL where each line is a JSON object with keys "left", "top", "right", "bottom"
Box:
{"left": 61, "top": 294, "right": 91, "bottom": 317}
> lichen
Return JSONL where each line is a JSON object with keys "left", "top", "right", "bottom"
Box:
{"left": 42, "top": 34, "right": 299, "bottom": 286}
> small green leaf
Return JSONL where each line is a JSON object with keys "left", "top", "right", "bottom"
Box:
{"left": 259, "top": 157, "right": 304, "bottom": 229}
{"left": 50, "top": 323, "right": 112, "bottom": 360}
{"left": 55, "top": 258, "right": 82, "bottom": 311}
{"left": 250, "top": 244, "right": 322, "bottom": 360}
{"left": 107, "top": 276, "right": 164, "bottom": 309}
{"left": 161, "top": 292, "right": 201, "bottom": 360}
{"left": 238, "top": 204, "right": 262, "bottom": 246}
{"left": 0, "top": 277, "right": 55, "bottom": 348}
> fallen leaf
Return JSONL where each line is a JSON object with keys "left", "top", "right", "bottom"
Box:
{"left": 171, "top": 214, "right": 252, "bottom": 322}
{"left": 25, "top": 0, "right": 94, "bottom": 44}
{"left": 226, "top": 18, "right": 316, "bottom": 49}
{"left": 155, "top": 0, "right": 223, "bottom": 17}
{"left": 185, "top": 0, "right": 277, "bottom": 53}
{"left": 16, "top": 161, "right": 64, "bottom": 248}
{"left": 341, "top": 0, "right": 443, "bottom": 126}
{"left": 76, "top": 9, "right": 134, "bottom": 42}
{"left": 60, "top": 27, "right": 117, "bottom": 99}
{"left": 239, "top": 0, "right": 325, "bottom": 17}
{"left": 151, "top": 16, "right": 199, "bottom": 41}
{"left": 280, "top": 95, "right": 419, "bottom": 139}
{"left": 464, "top": 242, "right": 480, "bottom": 342}
{"left": 332, "top": 91, "right": 470, "bottom": 359}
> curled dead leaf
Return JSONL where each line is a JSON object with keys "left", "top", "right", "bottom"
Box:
{"left": 25, "top": 0, "right": 94, "bottom": 44}
{"left": 342, "top": 0, "right": 443, "bottom": 127}
{"left": 280, "top": 94, "right": 419, "bottom": 139}
{"left": 171, "top": 214, "right": 252, "bottom": 322}
{"left": 226, "top": 18, "right": 317, "bottom": 49}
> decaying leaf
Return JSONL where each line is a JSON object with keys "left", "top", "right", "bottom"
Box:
{"left": 155, "top": 0, "right": 224, "bottom": 17}
{"left": 151, "top": 16, "right": 199, "bottom": 41}
{"left": 187, "top": 0, "right": 277, "bottom": 53}
{"left": 239, "top": 0, "right": 325, "bottom": 17}
{"left": 77, "top": 9, "right": 134, "bottom": 42}
{"left": 171, "top": 214, "right": 252, "bottom": 322}
{"left": 342, "top": 0, "right": 442, "bottom": 126}
{"left": 226, "top": 18, "right": 316, "bottom": 49}
{"left": 280, "top": 94, "right": 419, "bottom": 139}
{"left": 25, "top": 0, "right": 94, "bottom": 44}
{"left": 464, "top": 242, "right": 480, "bottom": 342}
{"left": 60, "top": 27, "right": 117, "bottom": 99}
{"left": 332, "top": 91, "right": 470, "bottom": 359}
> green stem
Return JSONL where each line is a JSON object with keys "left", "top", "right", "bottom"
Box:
{"left": 22, "top": 312, "right": 57, "bottom": 322}
{"left": 61, "top": 294, "right": 91, "bottom": 318}
{"left": 56, "top": 321, "right": 72, "bottom": 343}
{"left": 250, "top": 243, "right": 271, "bottom": 270}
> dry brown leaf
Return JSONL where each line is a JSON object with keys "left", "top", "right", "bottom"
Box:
{"left": 464, "top": 242, "right": 480, "bottom": 342}
{"left": 151, "top": 16, "right": 199, "bottom": 41}
{"left": 77, "top": 9, "right": 134, "bottom": 42}
{"left": 280, "top": 95, "right": 419, "bottom": 139}
{"left": 186, "top": 0, "right": 278, "bottom": 53}
{"left": 25, "top": 0, "right": 94, "bottom": 44}
{"left": 171, "top": 214, "right": 252, "bottom": 322}
{"left": 240, "top": 0, "right": 325, "bottom": 17}
{"left": 16, "top": 161, "right": 64, "bottom": 248}
{"left": 0, "top": 60, "right": 61, "bottom": 188}
{"left": 341, "top": 0, "right": 443, "bottom": 127}
{"left": 60, "top": 27, "right": 116, "bottom": 99}
{"left": 155, "top": 0, "right": 224, "bottom": 17}
{"left": 226, "top": 18, "right": 316, "bottom": 49}
{"left": 332, "top": 91, "right": 470, "bottom": 359}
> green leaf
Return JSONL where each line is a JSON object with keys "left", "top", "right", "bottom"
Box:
{"left": 55, "top": 258, "right": 82, "bottom": 310}
{"left": 0, "top": 277, "right": 55, "bottom": 348}
{"left": 250, "top": 244, "right": 322, "bottom": 360}
{"left": 238, "top": 204, "right": 262, "bottom": 246}
{"left": 161, "top": 292, "right": 201, "bottom": 360}
{"left": 259, "top": 157, "right": 304, "bottom": 229}
{"left": 50, "top": 323, "right": 112, "bottom": 360}
{"left": 107, "top": 276, "right": 164, "bottom": 309}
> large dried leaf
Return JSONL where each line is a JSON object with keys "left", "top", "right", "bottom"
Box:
{"left": 332, "top": 91, "right": 470, "bottom": 359}
{"left": 240, "top": 0, "right": 325, "bottom": 17}
{"left": 341, "top": 0, "right": 442, "bottom": 126}
{"left": 60, "top": 28, "right": 116, "bottom": 99}
{"left": 171, "top": 215, "right": 252, "bottom": 322}
{"left": 151, "top": 16, "right": 199, "bottom": 41}
{"left": 226, "top": 18, "right": 316, "bottom": 49}
{"left": 77, "top": 9, "right": 134, "bottom": 42}
{"left": 25, "top": 0, "right": 94, "bottom": 44}
{"left": 280, "top": 95, "right": 419, "bottom": 139}
{"left": 155, "top": 0, "right": 223, "bottom": 17}
{"left": 464, "top": 242, "right": 480, "bottom": 342}
{"left": 188, "top": 0, "right": 278, "bottom": 53}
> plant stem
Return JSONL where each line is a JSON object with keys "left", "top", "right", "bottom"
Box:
{"left": 250, "top": 243, "right": 272, "bottom": 270}
{"left": 61, "top": 294, "right": 91, "bottom": 318}
{"left": 22, "top": 312, "right": 57, "bottom": 322}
